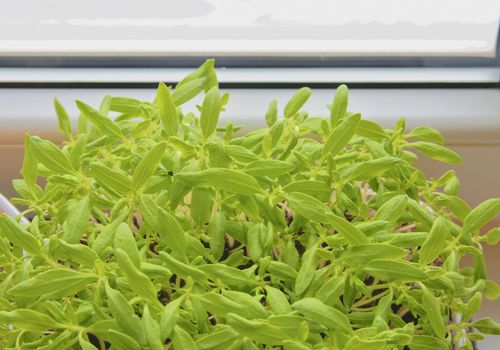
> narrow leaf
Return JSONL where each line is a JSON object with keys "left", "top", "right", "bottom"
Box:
{"left": 200, "top": 87, "right": 222, "bottom": 139}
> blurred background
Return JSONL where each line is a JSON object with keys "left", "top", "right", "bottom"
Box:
{"left": 0, "top": 0, "right": 499, "bottom": 347}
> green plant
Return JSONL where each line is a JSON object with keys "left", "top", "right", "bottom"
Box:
{"left": 1, "top": 59, "right": 499, "bottom": 350}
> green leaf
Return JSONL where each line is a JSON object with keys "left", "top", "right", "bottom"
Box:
{"left": 90, "top": 163, "right": 132, "bottom": 194}
{"left": 160, "top": 298, "right": 182, "bottom": 341}
{"left": 419, "top": 216, "right": 449, "bottom": 265}
{"left": 21, "top": 134, "right": 38, "bottom": 189}
{"left": 265, "top": 99, "right": 278, "bottom": 126}
{"left": 69, "top": 134, "right": 87, "bottom": 170}
{"left": 173, "top": 326, "right": 197, "bottom": 350}
{"left": 76, "top": 100, "right": 124, "bottom": 139}
{"left": 373, "top": 194, "right": 408, "bottom": 226}
{"left": 172, "top": 77, "right": 208, "bottom": 106}
{"left": 191, "top": 187, "right": 213, "bottom": 225}
{"left": 247, "top": 223, "right": 265, "bottom": 261}
{"left": 114, "top": 222, "right": 140, "bottom": 268}
{"left": 78, "top": 334, "right": 99, "bottom": 350}
{"left": 434, "top": 195, "right": 471, "bottom": 221}
{"left": 283, "top": 340, "right": 311, "bottom": 350}
{"left": 285, "top": 191, "right": 334, "bottom": 224}
{"left": 208, "top": 212, "right": 226, "bottom": 260}
{"left": 481, "top": 227, "right": 500, "bottom": 245}
{"left": 105, "top": 284, "right": 146, "bottom": 346}
{"left": 104, "top": 330, "right": 141, "bottom": 350}
{"left": 462, "top": 292, "right": 482, "bottom": 322}
{"left": 364, "top": 259, "right": 427, "bottom": 282}
{"left": 472, "top": 317, "right": 500, "bottom": 335}
{"left": 0, "top": 309, "right": 62, "bottom": 332}
{"left": 407, "top": 126, "right": 444, "bottom": 144}
{"left": 341, "top": 243, "right": 407, "bottom": 264}
{"left": 330, "top": 84, "right": 349, "bottom": 126}
{"left": 322, "top": 113, "right": 361, "bottom": 158}
{"left": 195, "top": 326, "right": 239, "bottom": 350}
{"left": 157, "top": 82, "right": 179, "bottom": 136}
{"left": 30, "top": 136, "right": 75, "bottom": 174}
{"left": 159, "top": 251, "right": 206, "bottom": 283}
{"left": 284, "top": 87, "right": 312, "bottom": 118}
{"left": 199, "top": 292, "right": 249, "bottom": 318}
{"left": 132, "top": 142, "right": 167, "bottom": 191}
{"left": 109, "top": 96, "right": 142, "bottom": 113}
{"left": 176, "top": 168, "right": 264, "bottom": 195}
{"left": 92, "top": 211, "right": 128, "bottom": 258}
{"left": 345, "top": 157, "right": 401, "bottom": 182}
{"left": 62, "top": 195, "right": 90, "bottom": 244}
{"left": 9, "top": 268, "right": 97, "bottom": 299}
{"left": 294, "top": 245, "right": 317, "bottom": 296}
{"left": 56, "top": 239, "right": 99, "bottom": 267}
{"left": 409, "top": 142, "right": 463, "bottom": 164}
{"left": 114, "top": 248, "right": 158, "bottom": 305}
{"left": 282, "top": 180, "right": 330, "bottom": 201}
{"left": 409, "top": 335, "right": 448, "bottom": 350}
{"left": 267, "top": 260, "right": 298, "bottom": 282}
{"left": 244, "top": 160, "right": 295, "bottom": 177}
{"left": 198, "top": 263, "right": 257, "bottom": 289}
{"left": 157, "top": 208, "right": 187, "bottom": 258}
{"left": 292, "top": 298, "right": 352, "bottom": 334}
{"left": 139, "top": 194, "right": 159, "bottom": 228}
{"left": 355, "top": 119, "right": 387, "bottom": 141}
{"left": 54, "top": 98, "right": 72, "bottom": 136}
{"left": 344, "top": 337, "right": 387, "bottom": 350}
{"left": 0, "top": 215, "right": 42, "bottom": 256}
{"left": 224, "top": 290, "right": 268, "bottom": 319}
{"left": 143, "top": 305, "right": 163, "bottom": 350}
{"left": 421, "top": 285, "right": 445, "bottom": 338}
{"left": 463, "top": 198, "right": 500, "bottom": 234}
{"left": 200, "top": 87, "right": 222, "bottom": 139}
{"left": 226, "top": 313, "right": 288, "bottom": 345}
{"left": 286, "top": 192, "right": 368, "bottom": 245}
{"left": 265, "top": 286, "right": 292, "bottom": 315}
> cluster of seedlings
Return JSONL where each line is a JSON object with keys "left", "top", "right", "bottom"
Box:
{"left": 0, "top": 60, "right": 499, "bottom": 349}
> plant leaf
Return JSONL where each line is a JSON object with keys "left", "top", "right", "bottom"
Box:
{"left": 421, "top": 285, "right": 445, "bottom": 338}
{"left": 176, "top": 168, "right": 264, "bottom": 195}
{"left": 157, "top": 208, "right": 187, "bottom": 258}
{"left": 30, "top": 136, "right": 75, "bottom": 174}
{"left": 419, "top": 216, "right": 449, "bottom": 265}
{"left": 322, "top": 113, "right": 361, "bottom": 158}
{"left": 330, "top": 84, "right": 348, "bottom": 126}
{"left": 157, "top": 82, "right": 179, "bottom": 136}
{"left": 244, "top": 160, "right": 295, "bottom": 177}
{"left": 62, "top": 195, "right": 90, "bottom": 244}
{"left": 76, "top": 100, "right": 124, "bottom": 139}
{"left": 284, "top": 87, "right": 311, "bottom": 118}
{"left": 463, "top": 198, "right": 500, "bottom": 234}
{"left": 226, "top": 313, "right": 288, "bottom": 345}
{"left": 409, "top": 142, "right": 463, "bottom": 164}
{"left": 9, "top": 269, "right": 97, "bottom": 299}
{"left": 114, "top": 248, "right": 158, "bottom": 305}
{"left": 292, "top": 298, "right": 352, "bottom": 334}
{"left": 200, "top": 87, "right": 222, "bottom": 139}
{"left": 0, "top": 309, "right": 62, "bottom": 332}
{"left": 54, "top": 98, "right": 72, "bottom": 137}
{"left": 364, "top": 259, "right": 427, "bottom": 282}
{"left": 0, "top": 215, "right": 42, "bottom": 256}
{"left": 132, "top": 142, "right": 167, "bottom": 191}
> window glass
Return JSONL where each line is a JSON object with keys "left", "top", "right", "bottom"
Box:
{"left": 1, "top": 0, "right": 498, "bottom": 57}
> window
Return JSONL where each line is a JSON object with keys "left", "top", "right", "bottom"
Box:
{"left": 1, "top": 0, "right": 499, "bottom": 66}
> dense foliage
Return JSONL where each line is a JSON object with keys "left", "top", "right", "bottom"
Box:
{"left": 1, "top": 60, "right": 500, "bottom": 349}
